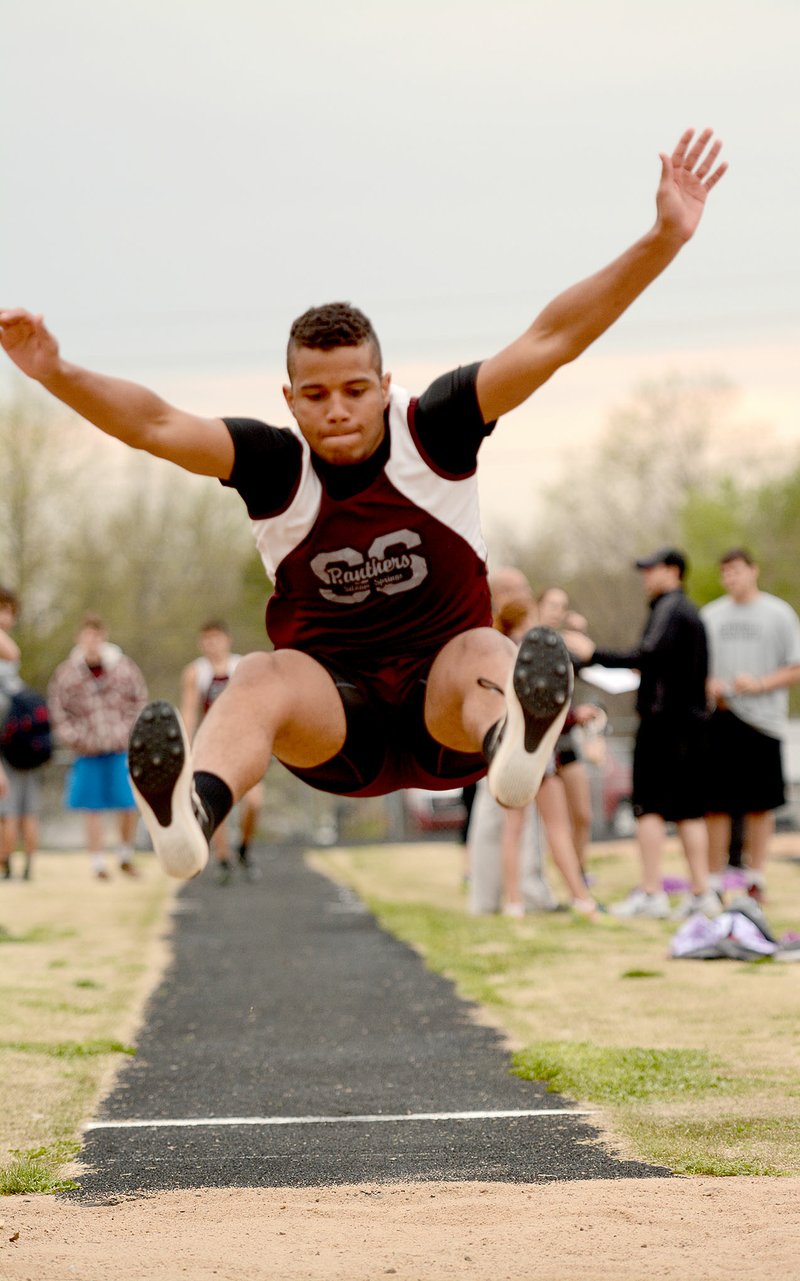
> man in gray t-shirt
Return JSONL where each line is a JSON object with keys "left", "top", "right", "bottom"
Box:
{"left": 701, "top": 549, "right": 800, "bottom": 903}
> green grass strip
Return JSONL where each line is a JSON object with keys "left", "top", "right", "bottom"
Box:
{"left": 513, "top": 1040, "right": 729, "bottom": 1104}
{"left": 0, "top": 1038, "right": 135, "bottom": 1059}
{"left": 0, "top": 1143, "right": 79, "bottom": 1195}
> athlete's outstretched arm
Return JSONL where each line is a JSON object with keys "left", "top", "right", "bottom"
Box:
{"left": 0, "top": 309, "right": 234, "bottom": 477}
{"left": 475, "top": 128, "right": 727, "bottom": 423}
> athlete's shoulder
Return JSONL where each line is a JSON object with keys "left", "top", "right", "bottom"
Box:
{"left": 221, "top": 418, "right": 305, "bottom": 519}
{"left": 405, "top": 362, "right": 493, "bottom": 478}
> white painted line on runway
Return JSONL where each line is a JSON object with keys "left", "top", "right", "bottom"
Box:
{"left": 85, "top": 1108, "right": 596, "bottom": 1131}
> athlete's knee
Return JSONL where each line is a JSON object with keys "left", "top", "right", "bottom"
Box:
{"left": 229, "top": 651, "right": 280, "bottom": 686}
{"left": 445, "top": 627, "right": 515, "bottom": 669}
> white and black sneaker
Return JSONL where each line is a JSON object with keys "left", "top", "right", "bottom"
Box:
{"left": 486, "top": 626, "right": 573, "bottom": 809}
{"left": 128, "top": 701, "right": 210, "bottom": 880}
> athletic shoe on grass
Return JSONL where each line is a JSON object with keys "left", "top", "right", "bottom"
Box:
{"left": 486, "top": 626, "right": 573, "bottom": 809}
{"left": 610, "top": 888, "right": 670, "bottom": 919}
{"left": 128, "top": 700, "right": 210, "bottom": 880}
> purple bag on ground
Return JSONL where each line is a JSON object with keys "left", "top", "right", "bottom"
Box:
{"left": 670, "top": 906, "right": 777, "bottom": 961}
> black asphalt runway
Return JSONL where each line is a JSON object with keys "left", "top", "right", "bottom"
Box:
{"left": 75, "top": 846, "right": 668, "bottom": 1196}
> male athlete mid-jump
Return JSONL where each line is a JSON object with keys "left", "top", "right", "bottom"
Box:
{"left": 0, "top": 130, "right": 726, "bottom": 879}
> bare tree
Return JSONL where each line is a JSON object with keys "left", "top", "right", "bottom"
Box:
{"left": 57, "top": 453, "right": 265, "bottom": 696}
{"left": 0, "top": 381, "right": 270, "bottom": 691}
{"left": 0, "top": 378, "right": 96, "bottom": 681}
{"left": 507, "top": 374, "right": 741, "bottom": 645}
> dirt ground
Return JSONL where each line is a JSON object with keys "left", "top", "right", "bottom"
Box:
{"left": 2, "top": 1178, "right": 799, "bottom": 1280}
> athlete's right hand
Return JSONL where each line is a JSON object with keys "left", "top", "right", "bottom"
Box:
{"left": 0, "top": 308, "right": 61, "bottom": 382}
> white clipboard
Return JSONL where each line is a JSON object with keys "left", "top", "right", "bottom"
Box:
{"left": 578, "top": 665, "right": 641, "bottom": 695}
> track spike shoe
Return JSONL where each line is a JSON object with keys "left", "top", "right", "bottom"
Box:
{"left": 128, "top": 700, "right": 209, "bottom": 880}
{"left": 487, "top": 626, "right": 573, "bottom": 809}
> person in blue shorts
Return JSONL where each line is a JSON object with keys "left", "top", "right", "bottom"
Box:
{"left": 48, "top": 614, "right": 148, "bottom": 879}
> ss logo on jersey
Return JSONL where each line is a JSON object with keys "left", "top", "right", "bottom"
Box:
{"left": 310, "top": 529, "right": 429, "bottom": 604}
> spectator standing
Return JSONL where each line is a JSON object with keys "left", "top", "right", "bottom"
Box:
{"left": 702, "top": 549, "right": 800, "bottom": 905}
{"left": 566, "top": 548, "right": 717, "bottom": 918}
{"left": 0, "top": 587, "right": 44, "bottom": 880}
{"left": 48, "top": 614, "right": 148, "bottom": 879}
{"left": 181, "top": 621, "right": 263, "bottom": 884}
{"left": 468, "top": 570, "right": 559, "bottom": 914}
{"left": 470, "top": 579, "right": 599, "bottom": 918}
{"left": 538, "top": 585, "right": 602, "bottom": 877}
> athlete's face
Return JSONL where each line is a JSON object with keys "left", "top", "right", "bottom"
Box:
{"left": 283, "top": 343, "right": 391, "bottom": 466}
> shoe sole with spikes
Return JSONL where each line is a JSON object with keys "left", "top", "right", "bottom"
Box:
{"left": 128, "top": 700, "right": 209, "bottom": 880}
{"left": 487, "top": 626, "right": 573, "bottom": 809}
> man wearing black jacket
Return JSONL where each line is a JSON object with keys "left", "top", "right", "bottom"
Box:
{"left": 566, "top": 548, "right": 718, "bottom": 919}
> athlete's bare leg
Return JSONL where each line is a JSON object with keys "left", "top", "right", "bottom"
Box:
{"left": 132, "top": 631, "right": 569, "bottom": 878}
{"left": 192, "top": 649, "right": 347, "bottom": 799}
{"left": 129, "top": 649, "right": 348, "bottom": 879}
{"left": 424, "top": 626, "right": 573, "bottom": 810}
{"left": 423, "top": 627, "right": 516, "bottom": 753}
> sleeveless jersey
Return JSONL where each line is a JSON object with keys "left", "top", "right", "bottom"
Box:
{"left": 245, "top": 385, "right": 491, "bottom": 693}
{"left": 192, "top": 655, "right": 241, "bottom": 717}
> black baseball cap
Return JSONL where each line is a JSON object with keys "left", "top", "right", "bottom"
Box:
{"left": 634, "top": 546, "right": 687, "bottom": 577}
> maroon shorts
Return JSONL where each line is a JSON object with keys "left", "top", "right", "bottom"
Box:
{"left": 279, "top": 651, "right": 487, "bottom": 798}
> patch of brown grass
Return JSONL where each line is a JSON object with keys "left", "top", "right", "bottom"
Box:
{"left": 0, "top": 852, "right": 173, "bottom": 1164}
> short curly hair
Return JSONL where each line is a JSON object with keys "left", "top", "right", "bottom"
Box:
{"left": 287, "top": 302, "right": 382, "bottom": 379}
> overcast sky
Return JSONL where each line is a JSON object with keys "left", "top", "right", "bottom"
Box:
{"left": 3, "top": 0, "right": 798, "bottom": 537}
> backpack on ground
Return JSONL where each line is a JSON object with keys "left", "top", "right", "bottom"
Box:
{"left": 0, "top": 686, "right": 53, "bottom": 771}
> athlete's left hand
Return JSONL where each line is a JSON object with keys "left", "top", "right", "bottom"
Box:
{"left": 656, "top": 128, "right": 727, "bottom": 243}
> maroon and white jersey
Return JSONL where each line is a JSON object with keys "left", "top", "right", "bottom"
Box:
{"left": 222, "top": 363, "right": 494, "bottom": 701}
